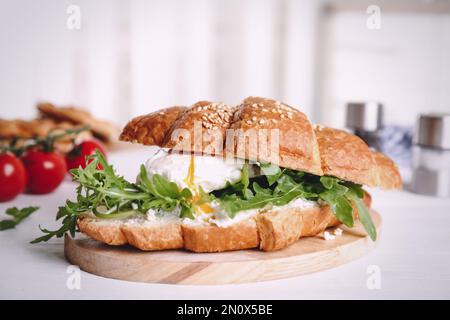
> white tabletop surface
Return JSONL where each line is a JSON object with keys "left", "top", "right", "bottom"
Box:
{"left": 1, "top": 148, "right": 450, "bottom": 300}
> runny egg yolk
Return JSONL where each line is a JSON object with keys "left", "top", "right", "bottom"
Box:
{"left": 183, "top": 155, "right": 215, "bottom": 215}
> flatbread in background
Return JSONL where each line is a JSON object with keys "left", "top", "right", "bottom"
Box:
{"left": 0, "top": 118, "right": 93, "bottom": 153}
{"left": 0, "top": 118, "right": 75, "bottom": 139}
{"left": 37, "top": 102, "right": 119, "bottom": 143}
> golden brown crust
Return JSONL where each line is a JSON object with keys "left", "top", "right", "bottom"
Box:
{"left": 315, "top": 126, "right": 403, "bottom": 188}
{"left": 77, "top": 216, "right": 128, "bottom": 246}
{"left": 314, "top": 126, "right": 378, "bottom": 187}
{"left": 121, "top": 222, "right": 183, "bottom": 251}
{"left": 182, "top": 219, "right": 259, "bottom": 253}
{"left": 372, "top": 151, "right": 403, "bottom": 189}
{"left": 257, "top": 193, "right": 371, "bottom": 251}
{"left": 76, "top": 192, "right": 371, "bottom": 252}
{"left": 119, "top": 106, "right": 187, "bottom": 146}
{"left": 119, "top": 96, "right": 401, "bottom": 189}
{"left": 257, "top": 206, "right": 340, "bottom": 251}
{"left": 163, "top": 102, "right": 236, "bottom": 155}
{"left": 77, "top": 216, "right": 183, "bottom": 250}
{"left": 230, "top": 97, "right": 322, "bottom": 175}
{"left": 37, "top": 102, "right": 118, "bottom": 143}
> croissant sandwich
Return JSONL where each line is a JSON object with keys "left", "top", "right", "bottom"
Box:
{"left": 33, "top": 97, "right": 402, "bottom": 252}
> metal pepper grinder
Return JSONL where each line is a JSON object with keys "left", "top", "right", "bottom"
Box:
{"left": 345, "top": 101, "right": 413, "bottom": 183}
{"left": 410, "top": 113, "right": 450, "bottom": 197}
{"left": 345, "top": 101, "right": 384, "bottom": 150}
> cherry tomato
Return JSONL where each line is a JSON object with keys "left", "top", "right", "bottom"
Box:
{"left": 66, "top": 140, "right": 107, "bottom": 171}
{"left": 0, "top": 153, "right": 27, "bottom": 202}
{"left": 22, "top": 149, "right": 67, "bottom": 194}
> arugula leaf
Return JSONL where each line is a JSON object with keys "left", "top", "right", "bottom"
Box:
{"left": 214, "top": 164, "right": 376, "bottom": 241}
{"left": 0, "top": 206, "right": 39, "bottom": 231}
{"left": 31, "top": 214, "right": 78, "bottom": 243}
{"left": 320, "top": 191, "right": 354, "bottom": 227}
{"left": 319, "top": 176, "right": 376, "bottom": 240}
{"left": 274, "top": 174, "right": 299, "bottom": 193}
{"left": 195, "top": 186, "right": 210, "bottom": 205}
{"left": 320, "top": 176, "right": 336, "bottom": 190}
{"left": 32, "top": 150, "right": 193, "bottom": 243}
{"left": 0, "top": 220, "right": 17, "bottom": 230}
{"left": 240, "top": 162, "right": 253, "bottom": 199}
{"left": 253, "top": 182, "right": 271, "bottom": 195}
{"left": 180, "top": 204, "right": 194, "bottom": 219}
{"left": 318, "top": 177, "right": 354, "bottom": 227}
{"left": 349, "top": 194, "right": 377, "bottom": 241}
{"left": 217, "top": 172, "right": 313, "bottom": 217}
{"left": 260, "top": 163, "right": 284, "bottom": 186}
{"left": 151, "top": 174, "right": 181, "bottom": 199}
{"left": 345, "top": 181, "right": 365, "bottom": 199}
{"left": 31, "top": 149, "right": 377, "bottom": 244}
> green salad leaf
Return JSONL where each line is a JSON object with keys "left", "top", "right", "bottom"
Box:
{"left": 32, "top": 151, "right": 376, "bottom": 243}
{"left": 259, "top": 162, "right": 284, "bottom": 186}
{"left": 212, "top": 162, "right": 376, "bottom": 240}
{"left": 0, "top": 206, "right": 39, "bottom": 231}
{"left": 31, "top": 151, "right": 193, "bottom": 243}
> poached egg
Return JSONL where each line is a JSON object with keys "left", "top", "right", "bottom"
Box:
{"left": 143, "top": 148, "right": 318, "bottom": 226}
{"left": 145, "top": 148, "right": 245, "bottom": 193}
{"left": 145, "top": 148, "right": 245, "bottom": 215}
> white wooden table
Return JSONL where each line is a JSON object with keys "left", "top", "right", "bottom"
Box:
{"left": 1, "top": 149, "right": 449, "bottom": 299}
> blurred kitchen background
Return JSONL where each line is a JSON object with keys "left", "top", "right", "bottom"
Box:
{"left": 1, "top": 0, "right": 450, "bottom": 193}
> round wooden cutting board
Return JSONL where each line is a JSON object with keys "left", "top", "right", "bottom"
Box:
{"left": 64, "top": 211, "right": 381, "bottom": 285}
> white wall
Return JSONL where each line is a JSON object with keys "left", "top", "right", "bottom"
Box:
{"left": 0, "top": 0, "right": 127, "bottom": 122}
{"left": 0, "top": 0, "right": 320, "bottom": 127}
{"left": 318, "top": 9, "right": 450, "bottom": 128}
{"left": 1, "top": 0, "right": 450, "bottom": 129}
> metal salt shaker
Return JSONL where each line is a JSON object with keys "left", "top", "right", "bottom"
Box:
{"left": 345, "top": 102, "right": 384, "bottom": 150}
{"left": 410, "top": 113, "right": 450, "bottom": 197}
{"left": 345, "top": 101, "right": 413, "bottom": 183}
